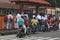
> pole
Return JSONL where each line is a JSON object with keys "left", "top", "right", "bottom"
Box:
{"left": 55, "top": 0, "right": 58, "bottom": 18}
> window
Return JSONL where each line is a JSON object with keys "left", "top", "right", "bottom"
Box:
{"left": 24, "top": 9, "right": 33, "bottom": 19}
{"left": 57, "top": 11, "right": 60, "bottom": 17}
{"left": 0, "top": 8, "right": 7, "bottom": 15}
{"left": 11, "top": 9, "right": 19, "bottom": 16}
{"left": 39, "top": 8, "right": 46, "bottom": 16}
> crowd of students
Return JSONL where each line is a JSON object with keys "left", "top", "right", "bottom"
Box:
{"left": 3, "top": 12, "right": 60, "bottom": 34}
{"left": 31, "top": 14, "right": 58, "bottom": 32}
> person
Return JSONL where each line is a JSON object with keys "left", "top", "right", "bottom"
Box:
{"left": 7, "top": 12, "right": 13, "bottom": 29}
{"left": 31, "top": 17, "right": 38, "bottom": 33}
{"left": 36, "top": 14, "right": 42, "bottom": 31}
{"left": 58, "top": 17, "right": 60, "bottom": 30}
{"left": 15, "top": 13, "right": 21, "bottom": 29}
{"left": 3, "top": 13, "right": 8, "bottom": 29}
{"left": 49, "top": 17, "right": 54, "bottom": 27}
{"left": 17, "top": 16, "right": 27, "bottom": 36}
{"left": 14, "top": 18, "right": 18, "bottom": 29}
{"left": 45, "top": 17, "right": 50, "bottom": 31}
{"left": 49, "top": 16, "right": 54, "bottom": 30}
{"left": 41, "top": 16, "right": 45, "bottom": 21}
{"left": 18, "top": 17, "right": 24, "bottom": 29}
{"left": 16, "top": 17, "right": 25, "bottom": 37}
{"left": 53, "top": 15, "right": 56, "bottom": 22}
{"left": 16, "top": 13, "right": 21, "bottom": 22}
{"left": 24, "top": 16, "right": 28, "bottom": 27}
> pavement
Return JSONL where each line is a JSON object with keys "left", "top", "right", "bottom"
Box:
{"left": 0, "top": 30, "right": 60, "bottom": 40}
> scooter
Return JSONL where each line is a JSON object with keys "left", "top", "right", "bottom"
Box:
{"left": 16, "top": 27, "right": 26, "bottom": 38}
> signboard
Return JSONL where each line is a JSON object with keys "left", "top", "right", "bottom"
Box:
{"left": 52, "top": 10, "right": 55, "bottom": 15}
{"left": 47, "top": 9, "right": 52, "bottom": 14}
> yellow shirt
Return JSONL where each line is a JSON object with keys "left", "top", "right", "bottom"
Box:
{"left": 31, "top": 19, "right": 38, "bottom": 25}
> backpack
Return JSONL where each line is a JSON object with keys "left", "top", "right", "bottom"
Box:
{"left": 24, "top": 19, "right": 28, "bottom": 26}
{"left": 9, "top": 16, "right": 12, "bottom": 22}
{"left": 18, "top": 19, "right": 24, "bottom": 26}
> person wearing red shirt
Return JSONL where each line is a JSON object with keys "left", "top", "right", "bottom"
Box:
{"left": 58, "top": 17, "right": 60, "bottom": 29}
{"left": 49, "top": 17, "right": 54, "bottom": 26}
{"left": 24, "top": 16, "right": 28, "bottom": 27}
{"left": 45, "top": 17, "right": 50, "bottom": 31}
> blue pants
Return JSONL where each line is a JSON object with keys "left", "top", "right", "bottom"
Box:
{"left": 37, "top": 23, "right": 42, "bottom": 31}
{"left": 32, "top": 25, "right": 37, "bottom": 31}
{"left": 7, "top": 21, "right": 12, "bottom": 29}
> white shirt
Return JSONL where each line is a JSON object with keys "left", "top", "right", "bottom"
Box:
{"left": 45, "top": 15, "right": 48, "bottom": 19}
{"left": 41, "top": 16, "right": 45, "bottom": 20}
{"left": 33, "top": 15, "right": 35, "bottom": 18}
{"left": 36, "top": 15, "right": 41, "bottom": 20}
{"left": 8, "top": 14, "right": 13, "bottom": 20}
{"left": 16, "top": 13, "right": 21, "bottom": 22}
{"left": 18, "top": 18, "right": 24, "bottom": 22}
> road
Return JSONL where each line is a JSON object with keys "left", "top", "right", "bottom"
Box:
{"left": 0, "top": 30, "right": 60, "bottom": 40}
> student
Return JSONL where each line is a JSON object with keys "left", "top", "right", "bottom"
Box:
{"left": 3, "top": 13, "right": 8, "bottom": 29}
{"left": 14, "top": 18, "right": 18, "bottom": 29}
{"left": 24, "top": 16, "right": 28, "bottom": 27}
{"left": 18, "top": 16, "right": 27, "bottom": 34}
{"left": 18, "top": 18, "right": 24, "bottom": 29}
{"left": 31, "top": 17, "right": 38, "bottom": 33}
{"left": 7, "top": 13, "right": 13, "bottom": 29}
{"left": 36, "top": 14, "right": 42, "bottom": 31}
{"left": 45, "top": 17, "right": 50, "bottom": 31}
{"left": 15, "top": 13, "right": 21, "bottom": 29}
{"left": 58, "top": 17, "right": 60, "bottom": 30}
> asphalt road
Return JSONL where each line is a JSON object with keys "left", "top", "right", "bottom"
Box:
{"left": 0, "top": 30, "right": 60, "bottom": 40}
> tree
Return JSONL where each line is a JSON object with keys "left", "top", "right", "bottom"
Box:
{"left": 46, "top": 0, "right": 60, "bottom": 8}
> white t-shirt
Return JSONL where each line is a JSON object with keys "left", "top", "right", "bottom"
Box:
{"left": 36, "top": 15, "right": 41, "bottom": 20}
{"left": 16, "top": 13, "right": 21, "bottom": 22}
{"left": 33, "top": 15, "right": 35, "bottom": 18}
{"left": 8, "top": 14, "right": 13, "bottom": 21}
{"left": 45, "top": 15, "right": 48, "bottom": 20}
{"left": 41, "top": 16, "right": 44, "bottom": 20}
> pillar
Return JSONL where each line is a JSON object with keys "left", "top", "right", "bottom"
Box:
{"left": 35, "top": 6, "right": 39, "bottom": 16}
{"left": 19, "top": 3, "right": 24, "bottom": 14}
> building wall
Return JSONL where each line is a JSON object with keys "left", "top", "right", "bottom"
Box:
{"left": 0, "top": 0, "right": 19, "bottom": 16}
{"left": 56, "top": 8, "right": 60, "bottom": 17}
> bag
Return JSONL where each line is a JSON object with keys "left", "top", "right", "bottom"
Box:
{"left": 18, "top": 19, "right": 23, "bottom": 26}
{"left": 9, "top": 16, "right": 12, "bottom": 22}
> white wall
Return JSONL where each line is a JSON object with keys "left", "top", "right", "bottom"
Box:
{"left": 47, "top": 9, "right": 55, "bottom": 15}
{"left": 56, "top": 8, "right": 60, "bottom": 17}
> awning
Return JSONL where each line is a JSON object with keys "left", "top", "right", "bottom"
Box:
{"left": 10, "top": 0, "right": 49, "bottom": 4}
{"left": 28, "top": 0, "right": 49, "bottom": 4}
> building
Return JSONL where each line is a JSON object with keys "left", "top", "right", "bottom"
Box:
{"left": 0, "top": 0, "right": 56, "bottom": 16}
{"left": 0, "top": 0, "right": 56, "bottom": 30}
{"left": 0, "top": 0, "right": 19, "bottom": 16}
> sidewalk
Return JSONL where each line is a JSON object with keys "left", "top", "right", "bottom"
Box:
{"left": 0, "top": 29, "right": 18, "bottom": 35}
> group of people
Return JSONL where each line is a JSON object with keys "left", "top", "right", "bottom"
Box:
{"left": 3, "top": 12, "right": 59, "bottom": 35}
{"left": 31, "top": 14, "right": 58, "bottom": 32}
{"left": 4, "top": 13, "right": 28, "bottom": 34}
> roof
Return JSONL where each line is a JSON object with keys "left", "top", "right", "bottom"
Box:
{"left": 28, "top": 0, "right": 49, "bottom": 4}
{"left": 0, "top": 2, "right": 19, "bottom": 9}
{"left": 0, "top": 0, "right": 10, "bottom": 3}
{"left": 10, "top": 0, "right": 49, "bottom": 5}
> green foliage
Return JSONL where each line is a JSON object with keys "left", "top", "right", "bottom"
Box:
{"left": 46, "top": 0, "right": 60, "bottom": 8}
